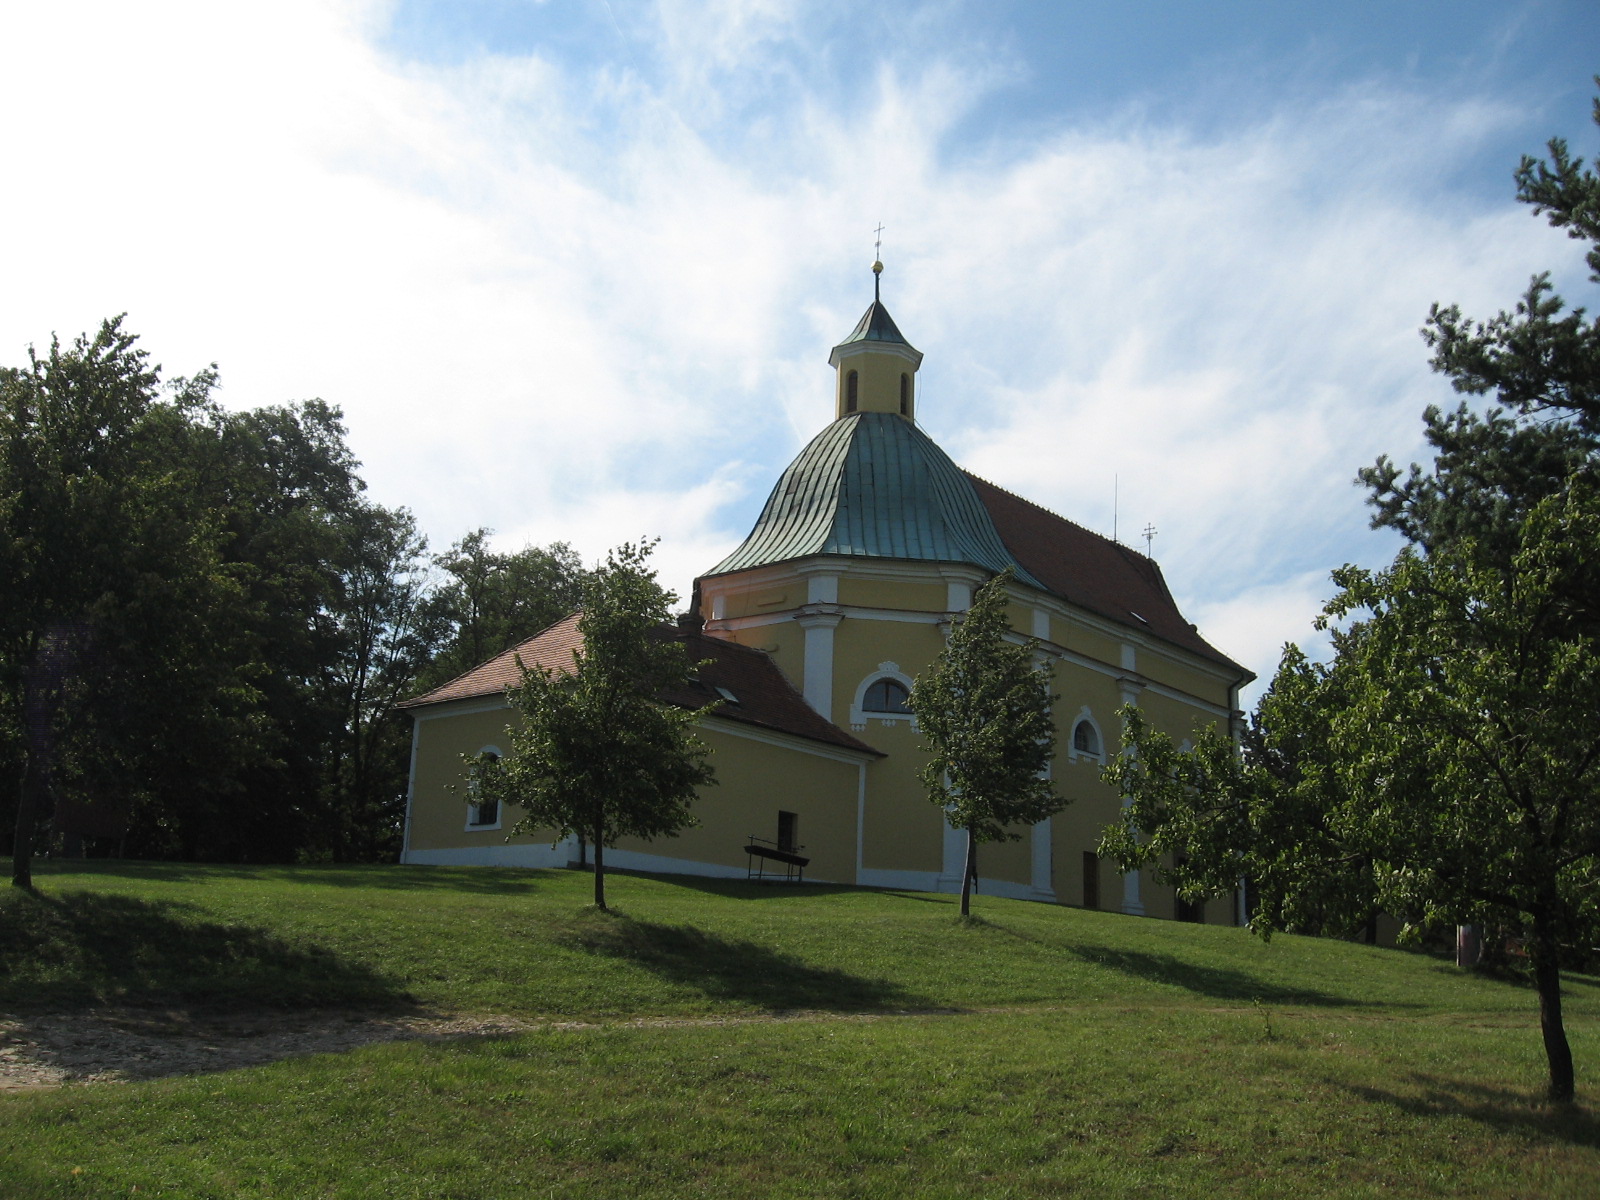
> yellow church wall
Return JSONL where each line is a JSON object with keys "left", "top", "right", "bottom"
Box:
{"left": 831, "top": 617, "right": 941, "bottom": 719}
{"left": 408, "top": 706, "right": 502, "bottom": 850}
{"left": 1136, "top": 655, "right": 1233, "bottom": 712}
{"left": 1051, "top": 666, "right": 1128, "bottom": 749}
{"left": 716, "top": 584, "right": 798, "bottom": 621}
{"left": 1053, "top": 620, "right": 1124, "bottom": 669}
{"left": 977, "top": 828, "right": 1032, "bottom": 886}
{"left": 722, "top": 620, "right": 805, "bottom": 690}
{"left": 407, "top": 704, "right": 559, "bottom": 851}
{"left": 1005, "top": 600, "right": 1034, "bottom": 637}
{"left": 408, "top": 703, "right": 866, "bottom": 879}
{"left": 837, "top": 577, "right": 945, "bottom": 613}
{"left": 1051, "top": 762, "right": 1121, "bottom": 884}
{"left": 835, "top": 349, "right": 916, "bottom": 418}
{"left": 609, "top": 724, "right": 861, "bottom": 883}
{"left": 856, "top": 719, "right": 944, "bottom": 876}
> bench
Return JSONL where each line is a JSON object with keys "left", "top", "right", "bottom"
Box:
{"left": 744, "top": 836, "right": 810, "bottom": 883}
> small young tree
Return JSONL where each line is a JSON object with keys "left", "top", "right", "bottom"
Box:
{"left": 474, "top": 541, "right": 715, "bottom": 910}
{"left": 909, "top": 569, "right": 1062, "bottom": 916}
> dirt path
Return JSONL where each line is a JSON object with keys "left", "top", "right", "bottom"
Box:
{"left": 0, "top": 1005, "right": 970, "bottom": 1090}
{"left": 0, "top": 1008, "right": 541, "bottom": 1090}
{"left": 4, "top": 1000, "right": 1450, "bottom": 1091}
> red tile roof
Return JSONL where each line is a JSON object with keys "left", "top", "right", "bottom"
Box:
{"left": 964, "top": 473, "right": 1252, "bottom": 680}
{"left": 398, "top": 614, "right": 881, "bottom": 757}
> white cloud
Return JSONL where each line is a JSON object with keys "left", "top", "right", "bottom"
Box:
{"left": 1, "top": 1, "right": 1586, "bottom": 670}
{"left": 1180, "top": 570, "right": 1346, "bottom": 710}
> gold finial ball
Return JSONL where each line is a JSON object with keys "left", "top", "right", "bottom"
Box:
{"left": 872, "top": 259, "right": 884, "bottom": 274}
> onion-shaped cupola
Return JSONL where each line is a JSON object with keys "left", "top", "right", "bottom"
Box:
{"left": 829, "top": 260, "right": 923, "bottom": 421}
{"left": 705, "top": 264, "right": 1041, "bottom": 586}
{"left": 707, "top": 412, "right": 1039, "bottom": 584}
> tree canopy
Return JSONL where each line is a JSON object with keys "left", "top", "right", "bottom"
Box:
{"left": 1360, "top": 84, "right": 1600, "bottom": 565}
{"left": 1104, "top": 87, "right": 1600, "bottom": 1102}
{"left": 909, "top": 569, "right": 1062, "bottom": 917}
{"left": 473, "top": 542, "right": 716, "bottom": 910}
{"left": 0, "top": 318, "right": 591, "bottom": 874}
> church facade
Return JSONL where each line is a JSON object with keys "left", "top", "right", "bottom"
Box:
{"left": 400, "top": 273, "right": 1253, "bottom": 922}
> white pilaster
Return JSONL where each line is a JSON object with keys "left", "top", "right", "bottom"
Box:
{"left": 796, "top": 609, "right": 842, "bottom": 721}
{"left": 1032, "top": 607, "right": 1050, "bottom": 640}
{"left": 938, "top": 815, "right": 967, "bottom": 893}
{"left": 1118, "top": 656, "right": 1145, "bottom": 915}
{"left": 1121, "top": 843, "right": 1145, "bottom": 915}
{"left": 1030, "top": 817, "right": 1056, "bottom": 900}
{"left": 807, "top": 573, "right": 839, "bottom": 605}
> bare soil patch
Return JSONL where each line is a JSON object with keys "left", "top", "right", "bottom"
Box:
{"left": 0, "top": 1008, "right": 538, "bottom": 1090}
{"left": 0, "top": 1005, "right": 977, "bottom": 1090}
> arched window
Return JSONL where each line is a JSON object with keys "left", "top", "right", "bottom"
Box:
{"left": 846, "top": 370, "right": 859, "bottom": 413}
{"left": 850, "top": 663, "right": 918, "bottom": 730}
{"left": 899, "top": 373, "right": 910, "bottom": 415}
{"left": 468, "top": 749, "right": 501, "bottom": 827}
{"left": 863, "top": 677, "right": 911, "bottom": 714}
{"left": 1072, "top": 720, "right": 1100, "bottom": 756}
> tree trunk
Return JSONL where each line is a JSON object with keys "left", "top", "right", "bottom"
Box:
{"left": 959, "top": 827, "right": 976, "bottom": 917}
{"left": 592, "top": 821, "right": 607, "bottom": 911}
{"left": 1532, "top": 918, "right": 1575, "bottom": 1102}
{"left": 12, "top": 750, "right": 37, "bottom": 891}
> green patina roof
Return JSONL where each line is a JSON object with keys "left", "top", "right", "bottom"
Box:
{"left": 707, "top": 412, "right": 1043, "bottom": 585}
{"left": 838, "top": 300, "right": 913, "bottom": 348}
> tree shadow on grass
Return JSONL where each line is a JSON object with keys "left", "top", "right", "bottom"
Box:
{"left": 597, "top": 868, "right": 874, "bottom": 903}
{"left": 0, "top": 889, "right": 413, "bottom": 1013}
{"left": 1335, "top": 1074, "right": 1600, "bottom": 1147}
{"left": 1060, "top": 942, "right": 1391, "bottom": 1008}
{"left": 25, "top": 859, "right": 556, "bottom": 896}
{"left": 555, "top": 912, "right": 929, "bottom": 1013}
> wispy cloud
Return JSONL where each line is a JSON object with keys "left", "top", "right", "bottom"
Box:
{"left": 0, "top": 0, "right": 1584, "bottom": 700}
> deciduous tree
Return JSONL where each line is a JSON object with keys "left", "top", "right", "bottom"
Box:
{"left": 1107, "top": 88, "right": 1600, "bottom": 1103}
{"left": 1108, "top": 485, "right": 1600, "bottom": 1102}
{"left": 909, "top": 569, "right": 1062, "bottom": 917}
{"left": 0, "top": 319, "right": 245, "bottom": 886}
{"left": 419, "top": 531, "right": 588, "bottom": 692}
{"left": 473, "top": 542, "right": 715, "bottom": 910}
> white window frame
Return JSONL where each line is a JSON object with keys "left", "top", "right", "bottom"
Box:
{"left": 849, "top": 661, "right": 919, "bottom": 731}
{"left": 1066, "top": 707, "right": 1105, "bottom": 765}
{"left": 465, "top": 744, "right": 504, "bottom": 831}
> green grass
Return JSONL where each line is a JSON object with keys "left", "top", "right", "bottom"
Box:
{"left": 3, "top": 859, "right": 1599, "bottom": 1197}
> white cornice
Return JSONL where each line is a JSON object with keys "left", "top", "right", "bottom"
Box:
{"left": 408, "top": 695, "right": 511, "bottom": 721}
{"left": 704, "top": 556, "right": 1240, "bottom": 684}
{"left": 827, "top": 339, "right": 924, "bottom": 370}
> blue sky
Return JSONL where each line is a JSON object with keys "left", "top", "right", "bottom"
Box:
{"left": 3, "top": 0, "right": 1597, "bottom": 704}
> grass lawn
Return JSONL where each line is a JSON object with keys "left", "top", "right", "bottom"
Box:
{"left": 2, "top": 859, "right": 1598, "bottom": 1197}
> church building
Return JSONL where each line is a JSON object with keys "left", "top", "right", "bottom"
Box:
{"left": 399, "top": 266, "right": 1253, "bottom": 922}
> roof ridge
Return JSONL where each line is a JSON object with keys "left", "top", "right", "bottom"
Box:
{"left": 961, "top": 469, "right": 1150, "bottom": 562}
{"left": 399, "top": 612, "right": 582, "bottom": 709}
{"left": 682, "top": 629, "right": 770, "bottom": 661}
